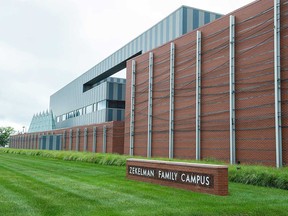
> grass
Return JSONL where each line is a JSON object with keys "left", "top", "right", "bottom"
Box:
{"left": 0, "top": 151, "right": 288, "bottom": 215}
{"left": 1, "top": 148, "right": 288, "bottom": 190}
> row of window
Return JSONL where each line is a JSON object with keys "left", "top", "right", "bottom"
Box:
{"left": 56, "top": 100, "right": 125, "bottom": 123}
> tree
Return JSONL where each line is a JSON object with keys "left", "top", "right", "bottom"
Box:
{"left": 0, "top": 127, "right": 15, "bottom": 147}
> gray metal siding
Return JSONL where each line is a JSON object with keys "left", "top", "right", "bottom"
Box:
{"left": 50, "top": 6, "right": 222, "bottom": 129}
{"left": 184, "top": 7, "right": 221, "bottom": 34}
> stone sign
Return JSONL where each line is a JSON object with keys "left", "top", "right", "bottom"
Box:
{"left": 126, "top": 159, "right": 228, "bottom": 196}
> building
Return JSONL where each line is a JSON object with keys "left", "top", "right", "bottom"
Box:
{"left": 28, "top": 110, "right": 55, "bottom": 133}
{"left": 124, "top": 0, "right": 287, "bottom": 167}
{"left": 52, "top": 77, "right": 126, "bottom": 129}
{"left": 45, "top": 6, "right": 222, "bottom": 130}
{"left": 10, "top": 0, "right": 288, "bottom": 167}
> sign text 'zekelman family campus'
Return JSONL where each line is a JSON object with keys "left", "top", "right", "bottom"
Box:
{"left": 126, "top": 159, "right": 228, "bottom": 196}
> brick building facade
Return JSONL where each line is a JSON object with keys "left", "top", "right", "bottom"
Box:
{"left": 124, "top": 0, "right": 288, "bottom": 166}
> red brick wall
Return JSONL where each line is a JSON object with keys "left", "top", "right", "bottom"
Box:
{"left": 200, "top": 16, "right": 230, "bottom": 162}
{"left": 10, "top": 121, "right": 124, "bottom": 154}
{"left": 281, "top": 0, "right": 288, "bottom": 166}
{"left": 112, "top": 121, "right": 125, "bottom": 154}
{"left": 174, "top": 33, "right": 197, "bottom": 159}
{"left": 124, "top": 0, "right": 286, "bottom": 166}
{"left": 234, "top": 0, "right": 275, "bottom": 165}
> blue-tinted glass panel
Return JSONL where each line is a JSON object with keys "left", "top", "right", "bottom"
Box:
{"left": 216, "top": 14, "right": 222, "bottom": 19}
{"left": 193, "top": 9, "right": 199, "bottom": 29}
{"left": 109, "top": 83, "right": 114, "bottom": 99}
{"left": 49, "top": 136, "right": 53, "bottom": 150}
{"left": 86, "top": 104, "right": 93, "bottom": 114}
{"left": 117, "top": 110, "right": 122, "bottom": 121}
{"left": 107, "top": 100, "right": 125, "bottom": 109}
{"left": 108, "top": 109, "right": 113, "bottom": 121}
{"left": 76, "top": 109, "right": 83, "bottom": 116}
{"left": 182, "top": 7, "right": 187, "bottom": 34}
{"left": 68, "top": 111, "right": 74, "bottom": 119}
{"left": 204, "top": 12, "right": 210, "bottom": 24}
{"left": 97, "top": 100, "right": 106, "bottom": 110}
{"left": 56, "top": 135, "right": 61, "bottom": 150}
{"left": 118, "top": 84, "right": 122, "bottom": 100}
{"left": 42, "top": 136, "right": 46, "bottom": 150}
{"left": 172, "top": 14, "right": 176, "bottom": 38}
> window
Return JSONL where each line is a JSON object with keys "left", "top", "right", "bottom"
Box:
{"left": 107, "top": 100, "right": 125, "bottom": 109}
{"left": 93, "top": 103, "right": 97, "bottom": 112}
{"left": 56, "top": 116, "right": 61, "bottom": 122}
{"left": 97, "top": 100, "right": 106, "bottom": 110}
{"left": 75, "top": 108, "right": 83, "bottom": 117}
{"left": 68, "top": 111, "right": 74, "bottom": 119}
{"left": 62, "top": 114, "right": 66, "bottom": 121}
{"left": 86, "top": 104, "right": 93, "bottom": 113}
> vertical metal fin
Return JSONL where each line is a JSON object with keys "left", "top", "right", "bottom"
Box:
{"left": 103, "top": 126, "right": 107, "bottom": 153}
{"left": 147, "top": 52, "right": 154, "bottom": 157}
{"left": 274, "top": 0, "right": 282, "bottom": 168}
{"left": 169, "top": 42, "right": 175, "bottom": 159}
{"left": 69, "top": 129, "right": 72, "bottom": 151}
{"left": 76, "top": 128, "right": 80, "bottom": 151}
{"left": 196, "top": 30, "right": 202, "bottom": 160}
{"left": 62, "top": 131, "right": 66, "bottom": 150}
{"left": 84, "top": 128, "right": 88, "bottom": 152}
{"left": 229, "top": 15, "right": 236, "bottom": 165}
{"left": 93, "top": 127, "right": 97, "bottom": 153}
{"left": 130, "top": 60, "right": 136, "bottom": 156}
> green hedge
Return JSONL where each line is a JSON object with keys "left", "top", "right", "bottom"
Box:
{"left": 0, "top": 148, "right": 128, "bottom": 166}
{"left": 229, "top": 165, "right": 288, "bottom": 190}
{"left": 1, "top": 148, "right": 287, "bottom": 190}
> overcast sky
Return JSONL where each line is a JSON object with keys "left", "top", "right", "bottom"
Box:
{"left": 0, "top": 0, "right": 254, "bottom": 132}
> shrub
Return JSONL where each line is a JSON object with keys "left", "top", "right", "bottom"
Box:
{"left": 0, "top": 148, "right": 128, "bottom": 167}
{"left": 229, "top": 165, "right": 288, "bottom": 190}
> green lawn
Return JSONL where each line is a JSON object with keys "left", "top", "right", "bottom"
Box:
{"left": 0, "top": 153, "right": 287, "bottom": 216}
